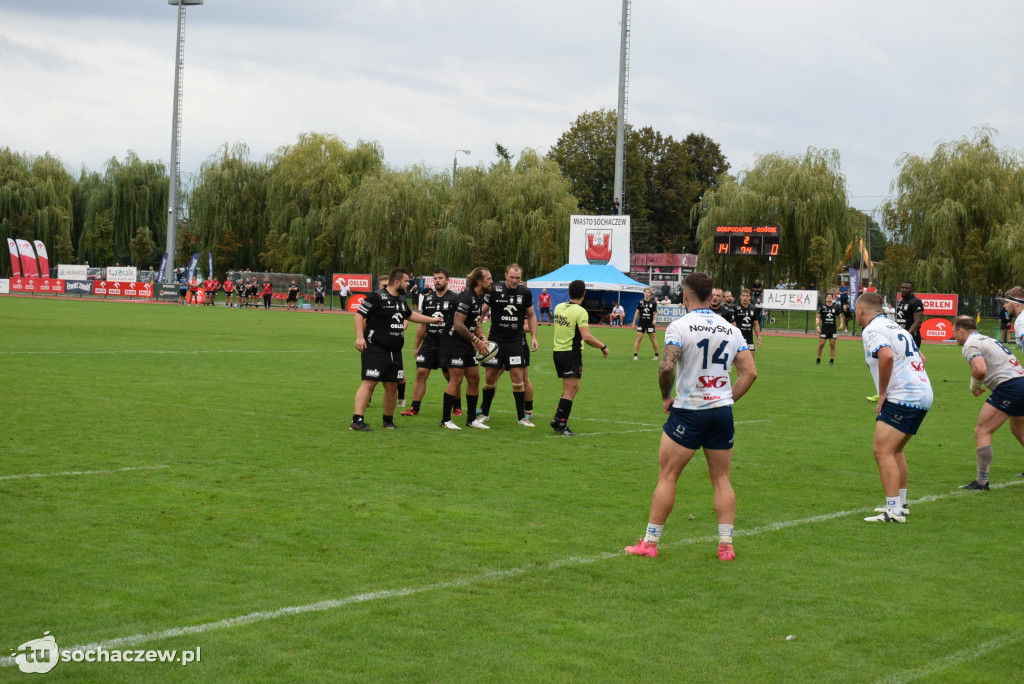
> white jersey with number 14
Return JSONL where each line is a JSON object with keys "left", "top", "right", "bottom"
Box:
{"left": 664, "top": 308, "right": 750, "bottom": 410}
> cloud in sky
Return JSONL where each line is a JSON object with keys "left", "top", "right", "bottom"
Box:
{"left": 1, "top": 0, "right": 1021, "bottom": 214}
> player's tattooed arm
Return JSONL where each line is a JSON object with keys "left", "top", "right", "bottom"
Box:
{"left": 658, "top": 345, "right": 682, "bottom": 399}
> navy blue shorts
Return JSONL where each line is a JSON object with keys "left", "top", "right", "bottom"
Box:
{"left": 876, "top": 401, "right": 928, "bottom": 435}
{"left": 663, "top": 405, "right": 734, "bottom": 450}
{"left": 986, "top": 376, "right": 1024, "bottom": 416}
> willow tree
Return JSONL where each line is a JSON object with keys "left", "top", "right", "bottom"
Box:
{"left": 0, "top": 148, "right": 74, "bottom": 276}
{"left": 437, "top": 149, "right": 577, "bottom": 277}
{"left": 188, "top": 142, "right": 268, "bottom": 273}
{"left": 879, "top": 127, "right": 1024, "bottom": 294}
{"left": 103, "top": 152, "right": 168, "bottom": 262}
{"left": 694, "top": 147, "right": 853, "bottom": 288}
{"left": 265, "top": 133, "right": 384, "bottom": 275}
{"left": 337, "top": 165, "right": 449, "bottom": 277}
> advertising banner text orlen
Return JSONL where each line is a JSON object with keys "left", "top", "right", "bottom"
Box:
{"left": 568, "top": 215, "right": 631, "bottom": 272}
{"left": 9, "top": 278, "right": 65, "bottom": 294}
{"left": 92, "top": 281, "right": 153, "bottom": 297}
{"left": 332, "top": 273, "right": 372, "bottom": 292}
{"left": 899, "top": 293, "right": 958, "bottom": 317}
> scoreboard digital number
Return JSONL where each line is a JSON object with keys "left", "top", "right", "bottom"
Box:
{"left": 713, "top": 225, "right": 780, "bottom": 256}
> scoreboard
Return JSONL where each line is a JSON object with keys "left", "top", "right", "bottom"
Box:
{"left": 713, "top": 225, "right": 780, "bottom": 256}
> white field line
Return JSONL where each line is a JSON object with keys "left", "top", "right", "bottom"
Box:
{"left": 3, "top": 478, "right": 1020, "bottom": 667}
{"left": 0, "top": 465, "right": 169, "bottom": 481}
{"left": 878, "top": 629, "right": 1024, "bottom": 684}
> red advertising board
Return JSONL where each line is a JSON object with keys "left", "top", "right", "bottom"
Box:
{"left": 346, "top": 293, "right": 366, "bottom": 312}
{"left": 91, "top": 281, "right": 153, "bottom": 298}
{"left": 9, "top": 277, "right": 65, "bottom": 293}
{"left": 333, "top": 273, "right": 373, "bottom": 292}
{"left": 919, "top": 317, "right": 953, "bottom": 342}
{"left": 899, "top": 293, "right": 958, "bottom": 316}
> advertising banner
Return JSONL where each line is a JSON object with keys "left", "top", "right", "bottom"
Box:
{"left": 156, "top": 253, "right": 169, "bottom": 282}
{"left": 33, "top": 240, "right": 50, "bottom": 276}
{"left": 762, "top": 289, "right": 819, "bottom": 311}
{"left": 58, "top": 264, "right": 88, "bottom": 280}
{"left": 105, "top": 266, "right": 138, "bottom": 283}
{"left": 656, "top": 304, "right": 688, "bottom": 324}
{"left": 16, "top": 239, "right": 40, "bottom": 277}
{"left": 64, "top": 280, "right": 92, "bottom": 295}
{"left": 332, "top": 273, "right": 373, "bottom": 292}
{"left": 568, "top": 215, "right": 631, "bottom": 272}
{"left": 421, "top": 276, "right": 466, "bottom": 293}
{"left": 0, "top": 279, "right": 8, "bottom": 294}
{"left": 919, "top": 318, "right": 953, "bottom": 342}
{"left": 899, "top": 293, "right": 958, "bottom": 317}
{"left": 9, "top": 278, "right": 65, "bottom": 294}
{"left": 8, "top": 238, "right": 22, "bottom": 277}
{"left": 91, "top": 281, "right": 152, "bottom": 297}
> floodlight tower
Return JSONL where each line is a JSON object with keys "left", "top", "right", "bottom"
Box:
{"left": 164, "top": 0, "right": 204, "bottom": 284}
{"left": 613, "top": 0, "right": 630, "bottom": 214}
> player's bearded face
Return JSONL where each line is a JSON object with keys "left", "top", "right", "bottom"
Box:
{"left": 434, "top": 274, "right": 447, "bottom": 291}
{"left": 395, "top": 275, "right": 408, "bottom": 295}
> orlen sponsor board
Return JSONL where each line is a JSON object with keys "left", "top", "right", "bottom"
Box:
{"left": 920, "top": 318, "right": 953, "bottom": 342}
{"left": 9, "top": 278, "right": 66, "bottom": 294}
{"left": 91, "top": 280, "right": 153, "bottom": 297}
{"left": 333, "top": 274, "right": 372, "bottom": 292}
{"left": 346, "top": 293, "right": 366, "bottom": 312}
{"left": 899, "top": 293, "right": 958, "bottom": 316}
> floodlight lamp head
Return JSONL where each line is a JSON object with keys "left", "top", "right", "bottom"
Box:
{"left": 168, "top": 0, "right": 204, "bottom": 6}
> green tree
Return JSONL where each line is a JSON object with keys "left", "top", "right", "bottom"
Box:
{"left": 55, "top": 219, "right": 75, "bottom": 264}
{"left": 0, "top": 148, "right": 75, "bottom": 275}
{"left": 266, "top": 133, "right": 384, "bottom": 275}
{"left": 188, "top": 142, "right": 268, "bottom": 272}
{"left": 881, "top": 127, "right": 1024, "bottom": 295}
{"left": 129, "top": 226, "right": 156, "bottom": 267}
{"left": 549, "top": 110, "right": 728, "bottom": 254}
{"left": 85, "top": 210, "right": 115, "bottom": 267}
{"left": 806, "top": 235, "right": 831, "bottom": 288}
{"left": 694, "top": 147, "right": 854, "bottom": 289}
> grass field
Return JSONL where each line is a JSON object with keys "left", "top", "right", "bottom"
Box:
{"left": 1, "top": 296, "right": 1022, "bottom": 683}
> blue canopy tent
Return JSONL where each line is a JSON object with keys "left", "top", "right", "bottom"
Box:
{"left": 527, "top": 264, "right": 649, "bottom": 323}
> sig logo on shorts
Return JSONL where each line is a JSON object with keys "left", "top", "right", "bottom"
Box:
{"left": 415, "top": 354, "right": 426, "bottom": 363}
{"left": 365, "top": 369, "right": 380, "bottom": 378}
{"left": 449, "top": 358, "right": 463, "bottom": 366}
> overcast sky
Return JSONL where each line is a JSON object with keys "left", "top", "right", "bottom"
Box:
{"left": 2, "top": 0, "right": 1022, "bottom": 215}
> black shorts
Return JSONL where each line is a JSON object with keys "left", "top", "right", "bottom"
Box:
{"left": 636, "top": 324, "right": 656, "bottom": 334}
{"left": 819, "top": 329, "right": 837, "bottom": 339}
{"left": 315, "top": 294, "right": 324, "bottom": 303}
{"left": 415, "top": 338, "right": 443, "bottom": 370}
{"left": 361, "top": 345, "right": 405, "bottom": 383}
{"left": 540, "top": 307, "right": 551, "bottom": 316}
{"left": 287, "top": 294, "right": 298, "bottom": 302}
{"left": 440, "top": 334, "right": 478, "bottom": 369}
{"left": 483, "top": 338, "right": 527, "bottom": 369}
{"left": 553, "top": 350, "right": 583, "bottom": 378}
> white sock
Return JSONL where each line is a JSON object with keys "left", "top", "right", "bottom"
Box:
{"left": 898, "top": 489, "right": 907, "bottom": 507}
{"left": 718, "top": 523, "right": 734, "bottom": 544}
{"left": 643, "top": 523, "right": 664, "bottom": 544}
{"left": 887, "top": 496, "right": 899, "bottom": 512}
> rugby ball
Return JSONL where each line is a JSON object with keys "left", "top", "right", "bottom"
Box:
{"left": 476, "top": 341, "right": 499, "bottom": 364}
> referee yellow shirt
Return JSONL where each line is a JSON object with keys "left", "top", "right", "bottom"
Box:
{"left": 552, "top": 301, "right": 590, "bottom": 352}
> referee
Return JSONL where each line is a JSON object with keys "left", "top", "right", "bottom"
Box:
{"left": 550, "top": 279, "right": 609, "bottom": 436}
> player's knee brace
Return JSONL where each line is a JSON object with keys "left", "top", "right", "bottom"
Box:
{"left": 483, "top": 383, "right": 496, "bottom": 391}
{"left": 512, "top": 383, "right": 525, "bottom": 392}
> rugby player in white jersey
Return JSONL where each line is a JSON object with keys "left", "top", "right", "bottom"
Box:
{"left": 1002, "top": 285, "right": 1024, "bottom": 349}
{"left": 952, "top": 315, "right": 1024, "bottom": 488}
{"left": 625, "top": 272, "right": 757, "bottom": 561}
{"left": 855, "top": 292, "right": 933, "bottom": 523}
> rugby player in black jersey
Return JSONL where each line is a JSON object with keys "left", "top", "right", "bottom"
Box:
{"left": 477, "top": 264, "right": 539, "bottom": 427}
{"left": 816, "top": 292, "right": 842, "bottom": 365}
{"left": 632, "top": 287, "right": 659, "bottom": 361}
{"left": 401, "top": 268, "right": 461, "bottom": 417}
{"left": 732, "top": 288, "right": 762, "bottom": 356}
{"left": 350, "top": 268, "right": 444, "bottom": 432}
{"left": 439, "top": 267, "right": 494, "bottom": 429}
